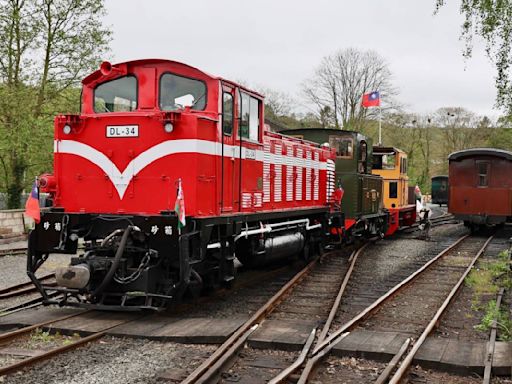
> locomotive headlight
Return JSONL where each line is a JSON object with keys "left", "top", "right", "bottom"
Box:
{"left": 63, "top": 124, "right": 72, "bottom": 135}
{"left": 164, "top": 121, "right": 174, "bottom": 133}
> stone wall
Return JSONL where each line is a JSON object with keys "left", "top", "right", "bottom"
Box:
{"left": 0, "top": 209, "right": 33, "bottom": 236}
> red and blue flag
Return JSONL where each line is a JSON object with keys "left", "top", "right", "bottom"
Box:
{"left": 25, "top": 179, "right": 40, "bottom": 224}
{"left": 174, "top": 178, "right": 186, "bottom": 230}
{"left": 362, "top": 91, "right": 380, "bottom": 107}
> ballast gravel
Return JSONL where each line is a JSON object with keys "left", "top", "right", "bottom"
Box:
{"left": 2, "top": 337, "right": 216, "bottom": 384}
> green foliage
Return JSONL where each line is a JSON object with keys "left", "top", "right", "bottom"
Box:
{"left": 467, "top": 249, "right": 512, "bottom": 340}
{"left": 436, "top": 1, "right": 512, "bottom": 113}
{"left": 30, "top": 328, "right": 55, "bottom": 343}
{"left": 0, "top": 0, "right": 111, "bottom": 207}
{"left": 466, "top": 249, "right": 511, "bottom": 300}
{"left": 474, "top": 299, "right": 512, "bottom": 341}
{"left": 29, "top": 328, "right": 80, "bottom": 345}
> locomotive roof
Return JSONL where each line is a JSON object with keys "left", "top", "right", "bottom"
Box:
{"left": 448, "top": 148, "right": 512, "bottom": 161}
{"left": 372, "top": 146, "right": 406, "bottom": 155}
{"left": 82, "top": 58, "right": 264, "bottom": 98}
{"left": 281, "top": 127, "right": 360, "bottom": 135}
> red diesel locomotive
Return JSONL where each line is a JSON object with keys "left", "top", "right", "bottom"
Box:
{"left": 28, "top": 59, "right": 343, "bottom": 310}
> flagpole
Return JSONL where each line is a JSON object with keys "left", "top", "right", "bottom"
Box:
{"left": 378, "top": 105, "right": 382, "bottom": 146}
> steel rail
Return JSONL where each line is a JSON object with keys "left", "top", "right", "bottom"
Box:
{"left": 267, "top": 328, "right": 316, "bottom": 384}
{"left": 483, "top": 242, "right": 511, "bottom": 384}
{"left": 312, "top": 234, "right": 469, "bottom": 355}
{"left": 483, "top": 287, "right": 505, "bottom": 384}
{"left": 0, "top": 292, "right": 62, "bottom": 317}
{"left": 296, "top": 332, "right": 350, "bottom": 384}
{"left": 0, "top": 247, "right": 28, "bottom": 257}
{"left": 0, "top": 314, "right": 140, "bottom": 376}
{"left": 0, "top": 310, "right": 90, "bottom": 344}
{"left": 193, "top": 325, "right": 259, "bottom": 384}
{"left": 181, "top": 257, "right": 320, "bottom": 384}
{"left": 317, "top": 244, "right": 368, "bottom": 344}
{"left": 269, "top": 244, "right": 367, "bottom": 384}
{"left": 388, "top": 235, "right": 494, "bottom": 384}
{"left": 0, "top": 273, "right": 55, "bottom": 299}
{"left": 374, "top": 338, "right": 411, "bottom": 384}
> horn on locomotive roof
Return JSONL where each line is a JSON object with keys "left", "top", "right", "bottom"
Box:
{"left": 99, "top": 61, "right": 124, "bottom": 77}
{"left": 100, "top": 61, "right": 112, "bottom": 75}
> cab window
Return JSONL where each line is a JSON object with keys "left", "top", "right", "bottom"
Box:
{"left": 239, "top": 91, "right": 260, "bottom": 141}
{"left": 222, "top": 92, "right": 233, "bottom": 135}
{"left": 329, "top": 136, "right": 353, "bottom": 159}
{"left": 382, "top": 154, "right": 396, "bottom": 169}
{"left": 160, "top": 73, "right": 206, "bottom": 111}
{"left": 94, "top": 76, "right": 137, "bottom": 113}
{"left": 358, "top": 141, "right": 367, "bottom": 173}
{"left": 400, "top": 157, "right": 407, "bottom": 173}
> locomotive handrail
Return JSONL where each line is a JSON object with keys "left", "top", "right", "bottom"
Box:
{"left": 233, "top": 218, "right": 321, "bottom": 242}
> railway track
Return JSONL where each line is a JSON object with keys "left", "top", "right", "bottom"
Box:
{"left": 179, "top": 233, "right": 493, "bottom": 384}
{"left": 0, "top": 247, "right": 27, "bottom": 257}
{"left": 180, "top": 244, "right": 365, "bottom": 384}
{"left": 0, "top": 310, "right": 139, "bottom": 376}
{"left": 0, "top": 273, "right": 55, "bottom": 300}
{"left": 400, "top": 212, "right": 457, "bottom": 235}
{"left": 291, "top": 234, "right": 493, "bottom": 383}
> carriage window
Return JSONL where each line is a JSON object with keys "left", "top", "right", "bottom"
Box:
{"left": 477, "top": 161, "right": 489, "bottom": 187}
{"left": 328, "top": 136, "right": 353, "bottom": 159}
{"left": 94, "top": 76, "right": 137, "bottom": 113}
{"left": 160, "top": 73, "right": 206, "bottom": 111}
{"left": 222, "top": 92, "right": 233, "bottom": 135}
{"left": 238, "top": 91, "right": 260, "bottom": 141}
{"left": 389, "top": 182, "right": 398, "bottom": 198}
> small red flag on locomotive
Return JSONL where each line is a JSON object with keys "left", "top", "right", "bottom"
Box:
{"left": 175, "top": 178, "right": 186, "bottom": 229}
{"left": 362, "top": 91, "right": 380, "bottom": 107}
{"left": 334, "top": 185, "right": 344, "bottom": 205}
{"left": 25, "top": 179, "right": 40, "bottom": 224}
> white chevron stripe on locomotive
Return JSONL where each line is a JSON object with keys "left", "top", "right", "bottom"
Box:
{"left": 54, "top": 139, "right": 328, "bottom": 199}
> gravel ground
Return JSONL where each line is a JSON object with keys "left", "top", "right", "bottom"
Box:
{"left": 0, "top": 252, "right": 70, "bottom": 291}
{"left": 312, "top": 356, "right": 387, "bottom": 383}
{"left": 334, "top": 222, "right": 468, "bottom": 327}
{"left": 2, "top": 337, "right": 216, "bottom": 384}
{"left": 409, "top": 365, "right": 512, "bottom": 384}
{"left": 0, "top": 252, "right": 71, "bottom": 311}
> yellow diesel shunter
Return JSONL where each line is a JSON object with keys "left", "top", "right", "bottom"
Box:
{"left": 372, "top": 146, "right": 416, "bottom": 235}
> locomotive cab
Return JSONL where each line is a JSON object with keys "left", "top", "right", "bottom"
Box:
{"left": 281, "top": 128, "right": 388, "bottom": 240}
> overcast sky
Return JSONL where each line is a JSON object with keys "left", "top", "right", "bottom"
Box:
{"left": 103, "top": 1, "right": 497, "bottom": 118}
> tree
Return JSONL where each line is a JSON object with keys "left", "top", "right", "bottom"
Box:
{"left": 302, "top": 48, "right": 398, "bottom": 131}
{"left": 432, "top": 107, "right": 490, "bottom": 173}
{"left": 435, "top": 1, "right": 512, "bottom": 113}
{"left": 0, "top": 0, "right": 111, "bottom": 208}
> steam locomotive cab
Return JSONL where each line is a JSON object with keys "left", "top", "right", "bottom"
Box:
{"left": 282, "top": 128, "right": 388, "bottom": 240}
{"left": 27, "top": 59, "right": 340, "bottom": 310}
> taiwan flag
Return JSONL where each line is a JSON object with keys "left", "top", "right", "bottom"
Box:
{"left": 174, "top": 178, "right": 186, "bottom": 230}
{"left": 362, "top": 91, "right": 380, "bottom": 107}
{"left": 25, "top": 179, "right": 40, "bottom": 224}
